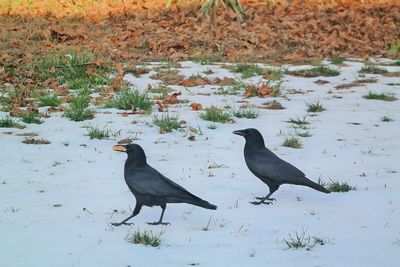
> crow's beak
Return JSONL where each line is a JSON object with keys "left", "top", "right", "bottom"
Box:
{"left": 112, "top": 145, "right": 127, "bottom": 152}
{"left": 233, "top": 130, "right": 246, "bottom": 137}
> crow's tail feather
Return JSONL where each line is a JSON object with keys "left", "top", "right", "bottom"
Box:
{"left": 168, "top": 195, "right": 217, "bottom": 210}
{"left": 191, "top": 198, "right": 217, "bottom": 210}
{"left": 304, "top": 178, "right": 330, "bottom": 194}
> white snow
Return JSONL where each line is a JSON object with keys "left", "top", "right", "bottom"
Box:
{"left": 1, "top": 60, "right": 399, "bottom": 267}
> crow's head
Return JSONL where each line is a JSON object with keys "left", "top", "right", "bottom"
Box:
{"left": 112, "top": 144, "right": 147, "bottom": 165}
{"left": 233, "top": 128, "right": 265, "bottom": 148}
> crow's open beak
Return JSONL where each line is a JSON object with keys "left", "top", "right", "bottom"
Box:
{"left": 233, "top": 130, "right": 246, "bottom": 136}
{"left": 112, "top": 145, "right": 127, "bottom": 152}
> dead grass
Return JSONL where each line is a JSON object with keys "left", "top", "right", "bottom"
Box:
{"left": 335, "top": 78, "right": 377, "bottom": 89}
{"left": 150, "top": 70, "right": 184, "bottom": 85}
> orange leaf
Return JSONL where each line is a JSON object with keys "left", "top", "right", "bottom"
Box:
{"left": 163, "top": 95, "right": 178, "bottom": 105}
{"left": 257, "top": 83, "right": 272, "bottom": 97}
{"left": 190, "top": 103, "right": 203, "bottom": 110}
{"left": 244, "top": 84, "right": 257, "bottom": 98}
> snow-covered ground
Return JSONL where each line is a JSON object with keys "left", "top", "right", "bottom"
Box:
{"left": 1, "top": 60, "right": 399, "bottom": 267}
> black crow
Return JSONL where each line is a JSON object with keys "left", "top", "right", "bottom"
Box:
{"left": 112, "top": 144, "right": 217, "bottom": 226}
{"left": 233, "top": 128, "right": 330, "bottom": 205}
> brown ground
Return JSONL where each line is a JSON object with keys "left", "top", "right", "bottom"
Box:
{"left": 0, "top": 0, "right": 399, "bottom": 84}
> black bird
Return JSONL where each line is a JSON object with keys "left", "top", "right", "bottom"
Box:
{"left": 233, "top": 128, "right": 330, "bottom": 205}
{"left": 111, "top": 144, "right": 217, "bottom": 226}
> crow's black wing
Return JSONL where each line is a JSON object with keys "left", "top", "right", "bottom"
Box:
{"left": 246, "top": 149, "right": 307, "bottom": 184}
{"left": 125, "top": 165, "right": 197, "bottom": 198}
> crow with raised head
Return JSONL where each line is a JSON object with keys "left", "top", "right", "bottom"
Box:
{"left": 112, "top": 144, "right": 217, "bottom": 226}
{"left": 233, "top": 128, "right": 330, "bottom": 205}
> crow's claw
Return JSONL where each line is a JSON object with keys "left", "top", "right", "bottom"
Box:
{"left": 146, "top": 221, "right": 170, "bottom": 226}
{"left": 250, "top": 200, "right": 273, "bottom": 205}
{"left": 254, "top": 197, "right": 276, "bottom": 201}
{"left": 111, "top": 222, "right": 134, "bottom": 226}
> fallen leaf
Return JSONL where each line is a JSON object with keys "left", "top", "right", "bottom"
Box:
{"left": 190, "top": 103, "right": 203, "bottom": 110}
{"left": 257, "top": 83, "right": 272, "bottom": 97}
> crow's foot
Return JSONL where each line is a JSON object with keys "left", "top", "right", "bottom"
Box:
{"left": 146, "top": 221, "right": 170, "bottom": 226}
{"left": 250, "top": 200, "right": 273, "bottom": 205}
{"left": 111, "top": 222, "right": 134, "bottom": 226}
{"left": 255, "top": 196, "right": 276, "bottom": 201}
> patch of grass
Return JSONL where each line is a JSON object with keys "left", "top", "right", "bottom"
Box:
{"left": 66, "top": 77, "right": 90, "bottom": 90}
{"left": 190, "top": 54, "right": 222, "bottom": 64}
{"left": 389, "top": 43, "right": 400, "bottom": 57}
{"left": 381, "top": 116, "right": 394, "bottom": 122}
{"left": 312, "top": 236, "right": 327, "bottom": 246}
{"left": 150, "top": 69, "right": 184, "bottom": 85}
{"left": 359, "top": 61, "right": 387, "bottom": 74}
{"left": 318, "top": 178, "right": 355, "bottom": 192}
{"left": 288, "top": 64, "right": 340, "bottom": 77}
{"left": 8, "top": 85, "right": 34, "bottom": 107}
{"left": 230, "top": 63, "right": 263, "bottom": 79}
{"left": 306, "top": 101, "right": 325, "bottom": 112}
{"left": 107, "top": 88, "right": 153, "bottom": 112}
{"left": 215, "top": 80, "right": 246, "bottom": 95}
{"left": 0, "top": 94, "right": 12, "bottom": 112}
{"left": 363, "top": 92, "right": 397, "bottom": 101}
{"left": 262, "top": 67, "right": 285, "bottom": 80}
{"left": 207, "top": 123, "right": 217, "bottom": 129}
{"left": 38, "top": 94, "right": 61, "bottom": 107}
{"left": 327, "top": 180, "right": 355, "bottom": 192}
{"left": 294, "top": 130, "right": 312, "bottom": 137}
{"left": 330, "top": 56, "right": 346, "bottom": 65}
{"left": 232, "top": 107, "right": 259, "bottom": 119}
{"left": 283, "top": 230, "right": 310, "bottom": 249}
{"left": 199, "top": 106, "right": 232, "bottom": 123}
{"left": 64, "top": 90, "right": 94, "bottom": 121}
{"left": 283, "top": 230, "right": 327, "bottom": 250}
{"left": 203, "top": 69, "right": 214, "bottom": 75}
{"left": 32, "top": 50, "right": 110, "bottom": 89}
{"left": 148, "top": 85, "right": 173, "bottom": 96}
{"left": 287, "top": 116, "right": 309, "bottom": 125}
{"left": 31, "top": 54, "right": 64, "bottom": 82}
{"left": 153, "top": 114, "right": 181, "bottom": 133}
{"left": 85, "top": 124, "right": 120, "bottom": 140}
{"left": 19, "top": 112, "right": 43, "bottom": 124}
{"left": 0, "top": 116, "right": 25, "bottom": 129}
{"left": 282, "top": 136, "right": 302, "bottom": 149}
{"left": 248, "top": 249, "right": 256, "bottom": 257}
{"left": 22, "top": 137, "right": 51, "bottom": 144}
{"left": 127, "top": 230, "right": 163, "bottom": 247}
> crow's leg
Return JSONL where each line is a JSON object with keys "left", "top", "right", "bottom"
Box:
{"left": 251, "top": 185, "right": 278, "bottom": 205}
{"left": 147, "top": 204, "right": 170, "bottom": 225}
{"left": 112, "top": 204, "right": 142, "bottom": 226}
{"left": 254, "top": 191, "right": 276, "bottom": 201}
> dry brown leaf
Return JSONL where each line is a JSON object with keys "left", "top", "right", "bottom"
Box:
{"left": 257, "top": 83, "right": 272, "bottom": 97}
{"left": 190, "top": 103, "right": 203, "bottom": 110}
